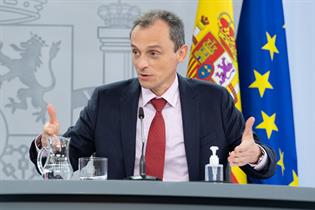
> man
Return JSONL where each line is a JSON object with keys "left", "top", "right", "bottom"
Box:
{"left": 30, "top": 10, "right": 276, "bottom": 181}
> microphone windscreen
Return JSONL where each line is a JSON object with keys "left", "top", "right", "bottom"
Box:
{"left": 138, "top": 107, "right": 144, "bottom": 119}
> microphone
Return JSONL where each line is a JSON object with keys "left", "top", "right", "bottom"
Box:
{"left": 138, "top": 107, "right": 146, "bottom": 177}
{"left": 128, "top": 107, "right": 160, "bottom": 181}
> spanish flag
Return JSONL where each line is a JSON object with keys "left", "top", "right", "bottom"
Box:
{"left": 186, "top": 0, "right": 246, "bottom": 183}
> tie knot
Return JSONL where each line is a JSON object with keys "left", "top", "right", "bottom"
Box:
{"left": 151, "top": 98, "right": 167, "bottom": 112}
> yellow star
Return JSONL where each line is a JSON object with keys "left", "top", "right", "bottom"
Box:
{"left": 277, "top": 148, "right": 285, "bottom": 176}
{"left": 262, "top": 32, "right": 279, "bottom": 60}
{"left": 289, "top": 170, "right": 298, "bottom": 187}
{"left": 256, "top": 111, "right": 278, "bottom": 139}
{"left": 249, "top": 69, "right": 273, "bottom": 97}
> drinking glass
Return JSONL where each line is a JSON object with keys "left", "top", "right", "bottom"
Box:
{"left": 79, "top": 157, "right": 108, "bottom": 180}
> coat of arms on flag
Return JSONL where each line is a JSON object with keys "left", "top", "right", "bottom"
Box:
{"left": 187, "top": 5, "right": 240, "bottom": 109}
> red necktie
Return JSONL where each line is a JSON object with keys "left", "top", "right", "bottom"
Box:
{"left": 145, "top": 98, "right": 167, "bottom": 180}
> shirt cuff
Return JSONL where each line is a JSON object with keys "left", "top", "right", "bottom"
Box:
{"left": 34, "top": 134, "right": 43, "bottom": 152}
{"left": 249, "top": 145, "right": 268, "bottom": 171}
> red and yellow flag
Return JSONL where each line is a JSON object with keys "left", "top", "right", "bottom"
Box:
{"left": 186, "top": 0, "right": 246, "bottom": 183}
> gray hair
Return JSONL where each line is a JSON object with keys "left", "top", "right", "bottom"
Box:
{"left": 130, "top": 10, "right": 185, "bottom": 52}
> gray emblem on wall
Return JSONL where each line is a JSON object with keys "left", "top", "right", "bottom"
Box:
{"left": 0, "top": 24, "right": 73, "bottom": 180}
{"left": 0, "top": 0, "right": 65, "bottom": 180}
{"left": 70, "top": 0, "right": 141, "bottom": 118}
{"left": 0, "top": 34, "right": 60, "bottom": 123}
{"left": 0, "top": 0, "right": 141, "bottom": 180}
{"left": 0, "top": 0, "right": 47, "bottom": 24}
{"left": 97, "top": 0, "right": 140, "bottom": 84}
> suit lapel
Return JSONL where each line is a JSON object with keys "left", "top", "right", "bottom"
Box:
{"left": 178, "top": 75, "right": 200, "bottom": 181}
{"left": 120, "top": 79, "right": 141, "bottom": 177}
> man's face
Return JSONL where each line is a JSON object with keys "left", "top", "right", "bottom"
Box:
{"left": 130, "top": 20, "right": 187, "bottom": 96}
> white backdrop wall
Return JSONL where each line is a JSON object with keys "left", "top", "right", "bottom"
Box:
{"left": 0, "top": 0, "right": 314, "bottom": 187}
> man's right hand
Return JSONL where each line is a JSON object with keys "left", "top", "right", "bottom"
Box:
{"left": 39, "top": 104, "right": 60, "bottom": 148}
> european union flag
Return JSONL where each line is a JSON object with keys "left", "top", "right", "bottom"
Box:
{"left": 237, "top": 0, "right": 298, "bottom": 185}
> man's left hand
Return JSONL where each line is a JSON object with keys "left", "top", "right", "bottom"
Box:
{"left": 228, "top": 117, "right": 262, "bottom": 166}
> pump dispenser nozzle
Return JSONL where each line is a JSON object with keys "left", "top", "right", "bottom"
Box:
{"left": 209, "top": 146, "right": 219, "bottom": 166}
{"left": 205, "top": 146, "right": 223, "bottom": 182}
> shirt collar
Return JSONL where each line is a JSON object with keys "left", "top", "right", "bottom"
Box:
{"left": 141, "top": 75, "right": 179, "bottom": 107}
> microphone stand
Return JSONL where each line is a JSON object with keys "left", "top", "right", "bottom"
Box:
{"left": 128, "top": 107, "right": 160, "bottom": 181}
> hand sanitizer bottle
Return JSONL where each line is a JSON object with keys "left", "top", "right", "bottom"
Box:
{"left": 205, "top": 146, "right": 223, "bottom": 182}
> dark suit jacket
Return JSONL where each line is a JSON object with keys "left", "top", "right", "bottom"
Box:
{"left": 30, "top": 74, "right": 276, "bottom": 181}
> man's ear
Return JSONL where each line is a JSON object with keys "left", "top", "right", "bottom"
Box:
{"left": 177, "top": 44, "right": 188, "bottom": 63}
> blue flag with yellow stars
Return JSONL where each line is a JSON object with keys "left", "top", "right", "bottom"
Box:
{"left": 237, "top": 0, "right": 298, "bottom": 186}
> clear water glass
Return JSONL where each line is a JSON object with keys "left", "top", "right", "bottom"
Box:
{"left": 79, "top": 157, "right": 108, "bottom": 180}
